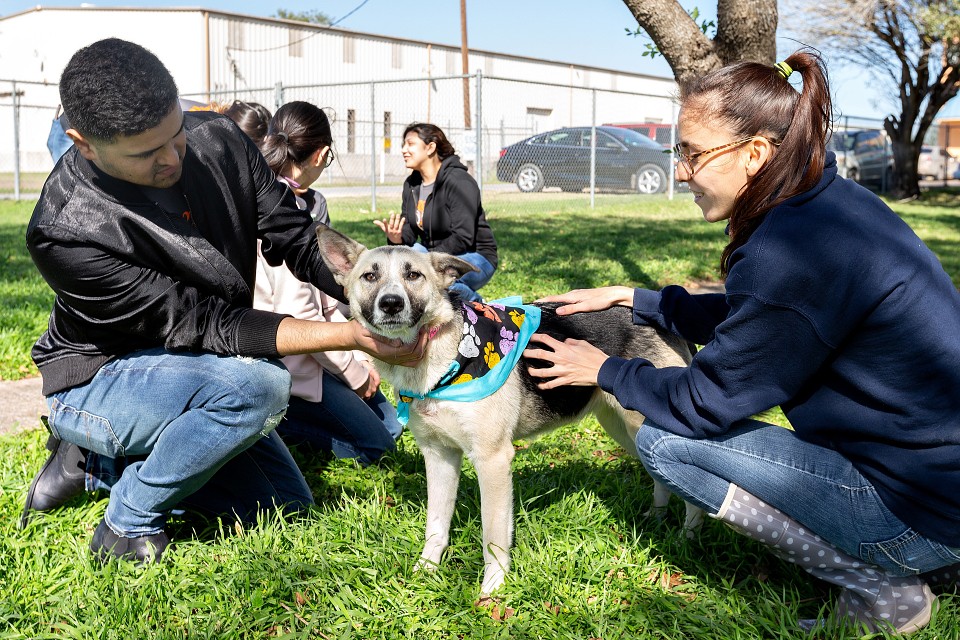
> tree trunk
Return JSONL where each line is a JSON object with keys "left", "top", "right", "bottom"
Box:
{"left": 622, "top": 0, "right": 778, "bottom": 82}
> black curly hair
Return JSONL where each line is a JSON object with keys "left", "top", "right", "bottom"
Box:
{"left": 59, "top": 38, "right": 180, "bottom": 142}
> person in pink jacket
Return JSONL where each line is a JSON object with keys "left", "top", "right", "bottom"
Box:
{"left": 247, "top": 101, "right": 402, "bottom": 464}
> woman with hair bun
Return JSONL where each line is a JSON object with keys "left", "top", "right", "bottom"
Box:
{"left": 525, "top": 50, "right": 960, "bottom": 635}
{"left": 374, "top": 122, "right": 498, "bottom": 302}
{"left": 222, "top": 100, "right": 272, "bottom": 147}
{"left": 254, "top": 101, "right": 403, "bottom": 465}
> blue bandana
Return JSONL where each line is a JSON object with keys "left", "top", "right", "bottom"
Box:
{"left": 396, "top": 297, "right": 541, "bottom": 425}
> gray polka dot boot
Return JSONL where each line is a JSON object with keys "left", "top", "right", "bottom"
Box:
{"left": 713, "top": 484, "right": 937, "bottom": 636}
{"left": 920, "top": 562, "right": 960, "bottom": 593}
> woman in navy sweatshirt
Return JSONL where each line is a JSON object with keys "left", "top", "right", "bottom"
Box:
{"left": 525, "top": 49, "right": 960, "bottom": 635}
{"left": 374, "top": 123, "right": 498, "bottom": 302}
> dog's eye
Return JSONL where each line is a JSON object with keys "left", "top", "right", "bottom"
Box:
{"left": 362, "top": 272, "right": 378, "bottom": 282}
{"left": 405, "top": 271, "right": 423, "bottom": 281}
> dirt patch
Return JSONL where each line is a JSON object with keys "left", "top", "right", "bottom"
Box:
{"left": 1, "top": 376, "right": 45, "bottom": 437}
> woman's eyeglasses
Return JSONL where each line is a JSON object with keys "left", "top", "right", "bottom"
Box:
{"left": 672, "top": 137, "right": 756, "bottom": 175}
{"left": 672, "top": 136, "right": 781, "bottom": 176}
{"left": 323, "top": 147, "right": 335, "bottom": 169}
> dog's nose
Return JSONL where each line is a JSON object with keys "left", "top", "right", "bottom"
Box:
{"left": 378, "top": 294, "right": 405, "bottom": 316}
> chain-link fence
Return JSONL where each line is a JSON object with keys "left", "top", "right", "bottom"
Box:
{"left": 0, "top": 73, "right": 681, "bottom": 213}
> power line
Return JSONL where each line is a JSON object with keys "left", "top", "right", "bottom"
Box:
{"left": 226, "top": 0, "right": 372, "bottom": 54}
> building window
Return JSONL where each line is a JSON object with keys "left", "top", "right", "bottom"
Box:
{"left": 484, "top": 56, "right": 493, "bottom": 76}
{"left": 288, "top": 30, "right": 303, "bottom": 58}
{"left": 343, "top": 36, "right": 355, "bottom": 64}
{"left": 347, "top": 109, "right": 356, "bottom": 153}
{"left": 228, "top": 21, "right": 244, "bottom": 49}
{"left": 391, "top": 43, "right": 402, "bottom": 69}
{"left": 446, "top": 50, "right": 456, "bottom": 75}
{"left": 383, "top": 111, "right": 392, "bottom": 153}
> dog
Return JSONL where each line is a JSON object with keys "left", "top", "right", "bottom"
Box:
{"left": 317, "top": 226, "right": 703, "bottom": 595}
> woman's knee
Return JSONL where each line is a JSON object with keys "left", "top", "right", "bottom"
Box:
{"left": 634, "top": 419, "right": 674, "bottom": 464}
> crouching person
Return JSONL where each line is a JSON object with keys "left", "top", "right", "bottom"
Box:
{"left": 21, "top": 38, "right": 425, "bottom": 563}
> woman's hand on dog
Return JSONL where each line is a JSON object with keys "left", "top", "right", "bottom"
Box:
{"left": 523, "top": 334, "right": 609, "bottom": 388}
{"left": 373, "top": 213, "right": 406, "bottom": 244}
{"left": 353, "top": 361, "right": 382, "bottom": 399}
{"left": 536, "top": 286, "right": 635, "bottom": 316}
{"left": 350, "top": 319, "right": 428, "bottom": 367}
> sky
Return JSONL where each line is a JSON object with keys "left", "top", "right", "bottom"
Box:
{"left": 1, "top": 0, "right": 943, "bottom": 122}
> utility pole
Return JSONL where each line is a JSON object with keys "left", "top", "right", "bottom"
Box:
{"left": 460, "top": 0, "right": 471, "bottom": 129}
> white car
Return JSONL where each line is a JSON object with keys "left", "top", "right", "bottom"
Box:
{"left": 828, "top": 131, "right": 858, "bottom": 180}
{"left": 918, "top": 146, "right": 948, "bottom": 180}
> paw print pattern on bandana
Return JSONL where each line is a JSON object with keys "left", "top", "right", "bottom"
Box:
{"left": 499, "top": 325, "right": 517, "bottom": 355}
{"left": 509, "top": 309, "right": 526, "bottom": 328}
{"left": 483, "top": 342, "right": 501, "bottom": 369}
{"left": 459, "top": 321, "right": 481, "bottom": 358}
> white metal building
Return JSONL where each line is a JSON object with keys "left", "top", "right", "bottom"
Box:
{"left": 0, "top": 6, "right": 678, "bottom": 175}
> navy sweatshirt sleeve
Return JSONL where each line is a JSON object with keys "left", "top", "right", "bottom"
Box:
{"left": 598, "top": 292, "right": 833, "bottom": 437}
{"left": 633, "top": 286, "right": 730, "bottom": 344}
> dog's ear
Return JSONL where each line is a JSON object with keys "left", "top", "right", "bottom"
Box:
{"left": 316, "top": 226, "right": 366, "bottom": 285}
{"left": 429, "top": 252, "right": 479, "bottom": 288}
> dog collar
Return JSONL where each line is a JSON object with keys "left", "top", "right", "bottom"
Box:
{"left": 396, "top": 297, "right": 541, "bottom": 425}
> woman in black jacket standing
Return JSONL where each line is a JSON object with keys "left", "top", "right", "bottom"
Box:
{"left": 375, "top": 123, "right": 498, "bottom": 302}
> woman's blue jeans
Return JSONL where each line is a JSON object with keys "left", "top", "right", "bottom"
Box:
{"left": 278, "top": 374, "right": 402, "bottom": 466}
{"left": 46, "top": 348, "right": 313, "bottom": 537}
{"left": 411, "top": 243, "right": 496, "bottom": 303}
{"left": 635, "top": 419, "right": 960, "bottom": 576}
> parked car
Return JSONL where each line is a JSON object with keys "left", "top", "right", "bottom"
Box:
{"left": 827, "top": 130, "right": 859, "bottom": 180}
{"left": 496, "top": 126, "right": 672, "bottom": 194}
{"left": 918, "top": 145, "right": 948, "bottom": 180}
{"left": 603, "top": 122, "right": 677, "bottom": 148}
{"left": 849, "top": 129, "right": 894, "bottom": 190}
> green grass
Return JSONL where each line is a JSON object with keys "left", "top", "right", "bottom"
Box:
{"left": 1, "top": 189, "right": 959, "bottom": 638}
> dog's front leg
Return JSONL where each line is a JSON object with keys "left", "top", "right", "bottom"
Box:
{"left": 650, "top": 480, "right": 704, "bottom": 539}
{"left": 471, "top": 445, "right": 516, "bottom": 595}
{"left": 415, "top": 442, "right": 463, "bottom": 574}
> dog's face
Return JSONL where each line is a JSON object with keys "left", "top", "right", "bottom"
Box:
{"left": 317, "top": 227, "right": 477, "bottom": 344}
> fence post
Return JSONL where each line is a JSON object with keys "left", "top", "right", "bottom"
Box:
{"left": 590, "top": 89, "right": 596, "bottom": 209}
{"left": 370, "top": 81, "right": 377, "bottom": 214}
{"left": 12, "top": 81, "right": 20, "bottom": 201}
{"left": 273, "top": 82, "right": 284, "bottom": 111}
{"left": 475, "top": 71, "right": 483, "bottom": 193}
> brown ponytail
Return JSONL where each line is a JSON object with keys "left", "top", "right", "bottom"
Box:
{"left": 260, "top": 101, "right": 333, "bottom": 177}
{"left": 679, "top": 49, "right": 832, "bottom": 276}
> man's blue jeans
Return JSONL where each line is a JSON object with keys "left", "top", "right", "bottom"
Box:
{"left": 279, "top": 374, "right": 403, "bottom": 466}
{"left": 411, "top": 243, "right": 496, "bottom": 303}
{"left": 46, "top": 348, "right": 313, "bottom": 537}
{"left": 635, "top": 419, "right": 960, "bottom": 576}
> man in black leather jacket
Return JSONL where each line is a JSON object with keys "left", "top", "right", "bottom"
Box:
{"left": 22, "top": 38, "right": 424, "bottom": 563}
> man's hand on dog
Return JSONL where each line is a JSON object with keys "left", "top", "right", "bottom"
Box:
{"left": 350, "top": 320, "right": 428, "bottom": 367}
{"left": 276, "top": 317, "right": 426, "bottom": 367}
{"left": 537, "top": 286, "right": 635, "bottom": 316}
{"left": 524, "top": 334, "right": 609, "bottom": 388}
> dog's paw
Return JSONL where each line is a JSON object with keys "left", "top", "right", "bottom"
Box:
{"left": 480, "top": 565, "right": 506, "bottom": 596}
{"left": 414, "top": 556, "right": 441, "bottom": 574}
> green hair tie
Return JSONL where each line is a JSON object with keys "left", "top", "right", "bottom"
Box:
{"left": 774, "top": 61, "right": 793, "bottom": 79}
